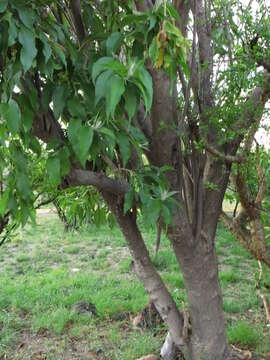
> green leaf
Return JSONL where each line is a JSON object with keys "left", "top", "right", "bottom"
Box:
{"left": 8, "top": 19, "right": 18, "bottom": 46}
{"left": 20, "top": 204, "right": 31, "bottom": 227}
{"left": 59, "top": 147, "right": 70, "bottom": 176}
{"left": 18, "top": 25, "right": 37, "bottom": 72}
{"left": 28, "top": 137, "right": 41, "bottom": 155}
{"left": 47, "top": 156, "right": 61, "bottom": 186}
{"left": 149, "top": 37, "right": 159, "bottom": 64}
{"left": 17, "top": 172, "right": 31, "bottom": 200}
{"left": 106, "top": 32, "right": 123, "bottom": 55}
{"left": 40, "top": 33, "right": 52, "bottom": 63}
{"left": 118, "top": 132, "right": 131, "bottom": 167}
{"left": 0, "top": 0, "right": 8, "bottom": 13}
{"left": 11, "top": 144, "right": 27, "bottom": 171}
{"left": 67, "top": 119, "right": 94, "bottom": 167}
{"left": 124, "top": 186, "right": 134, "bottom": 214}
{"left": 95, "top": 69, "right": 113, "bottom": 106}
{"left": 148, "top": 199, "right": 161, "bottom": 227}
{"left": 0, "top": 20, "right": 9, "bottom": 58}
{"left": 149, "top": 15, "right": 157, "bottom": 32}
{"left": 166, "top": 4, "right": 182, "bottom": 23}
{"left": 18, "top": 8, "right": 35, "bottom": 29}
{"left": 97, "top": 127, "right": 116, "bottom": 140}
{"left": 133, "top": 65, "right": 153, "bottom": 113}
{"left": 53, "top": 85, "right": 69, "bottom": 119}
{"left": 161, "top": 204, "right": 171, "bottom": 226}
{"left": 121, "top": 13, "right": 149, "bottom": 27}
{"left": 7, "top": 194, "right": 17, "bottom": 214}
{"left": 78, "top": 126, "right": 94, "bottom": 167}
{"left": 53, "top": 43, "right": 67, "bottom": 67}
{"left": 28, "top": 136, "right": 41, "bottom": 156}
{"left": 92, "top": 57, "right": 115, "bottom": 83}
{"left": 16, "top": 94, "right": 34, "bottom": 132}
{"left": 0, "top": 100, "right": 21, "bottom": 134}
{"left": 106, "top": 74, "right": 125, "bottom": 118}
{"left": 67, "top": 97, "right": 86, "bottom": 119}
{"left": 0, "top": 190, "right": 9, "bottom": 217}
{"left": 124, "top": 86, "right": 138, "bottom": 121}
{"left": 22, "top": 106, "right": 34, "bottom": 132}
{"left": 92, "top": 57, "right": 127, "bottom": 83}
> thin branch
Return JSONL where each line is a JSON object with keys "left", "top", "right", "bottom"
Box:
{"left": 70, "top": 0, "right": 85, "bottom": 42}
{"left": 57, "top": 4, "right": 63, "bottom": 24}
{"left": 101, "top": 155, "right": 119, "bottom": 172}
{"left": 49, "top": 5, "right": 60, "bottom": 23}
{"left": 233, "top": 201, "right": 239, "bottom": 218}
{"left": 223, "top": 4, "right": 233, "bottom": 66}
{"left": 179, "top": 0, "right": 197, "bottom": 127}
{"left": 256, "top": 261, "right": 270, "bottom": 324}
{"left": 220, "top": 211, "right": 250, "bottom": 248}
{"left": 195, "top": 164, "right": 204, "bottom": 241}
{"left": 35, "top": 196, "right": 56, "bottom": 210}
{"left": 232, "top": 72, "right": 270, "bottom": 133}
{"left": 0, "top": 222, "right": 17, "bottom": 247}
{"left": 255, "top": 144, "right": 265, "bottom": 205}
{"left": 204, "top": 141, "right": 244, "bottom": 163}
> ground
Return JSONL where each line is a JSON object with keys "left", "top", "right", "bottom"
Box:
{"left": 0, "top": 209, "right": 270, "bottom": 360}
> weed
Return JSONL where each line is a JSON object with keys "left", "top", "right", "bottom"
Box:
{"left": 227, "top": 321, "right": 260, "bottom": 348}
{"left": 63, "top": 245, "right": 81, "bottom": 254}
{"left": 16, "top": 254, "right": 31, "bottom": 263}
{"left": 219, "top": 270, "right": 241, "bottom": 284}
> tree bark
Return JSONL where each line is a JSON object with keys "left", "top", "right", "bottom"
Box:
{"left": 101, "top": 191, "right": 187, "bottom": 355}
{"left": 102, "top": 188, "right": 242, "bottom": 359}
{"left": 173, "top": 239, "right": 231, "bottom": 359}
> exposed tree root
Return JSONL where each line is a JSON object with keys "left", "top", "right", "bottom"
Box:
{"left": 230, "top": 345, "right": 252, "bottom": 359}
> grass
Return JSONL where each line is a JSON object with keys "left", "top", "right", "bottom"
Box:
{"left": 227, "top": 321, "right": 260, "bottom": 348}
{"left": 0, "top": 214, "right": 269, "bottom": 359}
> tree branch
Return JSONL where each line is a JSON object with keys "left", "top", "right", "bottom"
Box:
{"left": 67, "top": 169, "right": 128, "bottom": 195}
{"left": 232, "top": 72, "right": 270, "bottom": 134}
{"left": 101, "top": 190, "right": 187, "bottom": 352}
{"left": 204, "top": 141, "right": 244, "bottom": 164}
{"left": 220, "top": 211, "right": 250, "bottom": 249}
{"left": 70, "top": 0, "right": 85, "bottom": 42}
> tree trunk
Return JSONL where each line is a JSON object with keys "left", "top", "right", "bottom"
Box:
{"left": 164, "top": 205, "right": 233, "bottom": 359}
{"left": 175, "top": 241, "right": 230, "bottom": 359}
{"left": 101, "top": 191, "right": 187, "bottom": 354}
{"left": 102, "top": 189, "right": 244, "bottom": 359}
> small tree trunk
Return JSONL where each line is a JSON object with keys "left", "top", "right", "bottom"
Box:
{"left": 168, "top": 224, "right": 233, "bottom": 359}
{"left": 101, "top": 191, "right": 187, "bottom": 354}
{"left": 183, "top": 245, "right": 229, "bottom": 358}
{"left": 53, "top": 200, "right": 72, "bottom": 231}
{"left": 102, "top": 191, "right": 244, "bottom": 359}
{"left": 155, "top": 217, "right": 162, "bottom": 256}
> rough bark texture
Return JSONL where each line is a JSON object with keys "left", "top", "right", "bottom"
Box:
{"left": 101, "top": 191, "right": 187, "bottom": 353}
{"left": 173, "top": 241, "right": 230, "bottom": 359}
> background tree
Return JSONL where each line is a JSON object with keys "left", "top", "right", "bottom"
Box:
{"left": 221, "top": 143, "right": 270, "bottom": 325}
{"left": 0, "top": 1, "right": 270, "bottom": 359}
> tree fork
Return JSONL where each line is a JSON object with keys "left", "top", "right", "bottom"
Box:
{"left": 101, "top": 191, "right": 188, "bottom": 356}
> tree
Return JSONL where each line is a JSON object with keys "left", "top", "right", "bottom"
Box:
{"left": 222, "top": 145, "right": 270, "bottom": 268}
{"left": 0, "top": 0, "right": 269, "bottom": 358}
{"left": 221, "top": 144, "right": 270, "bottom": 325}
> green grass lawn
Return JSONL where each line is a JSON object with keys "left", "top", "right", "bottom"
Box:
{"left": 0, "top": 211, "right": 270, "bottom": 359}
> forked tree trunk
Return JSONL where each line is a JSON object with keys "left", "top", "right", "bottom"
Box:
{"left": 101, "top": 191, "right": 187, "bottom": 353}
{"left": 102, "top": 191, "right": 241, "bottom": 360}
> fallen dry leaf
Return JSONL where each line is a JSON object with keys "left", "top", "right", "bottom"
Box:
{"left": 136, "top": 355, "right": 159, "bottom": 360}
